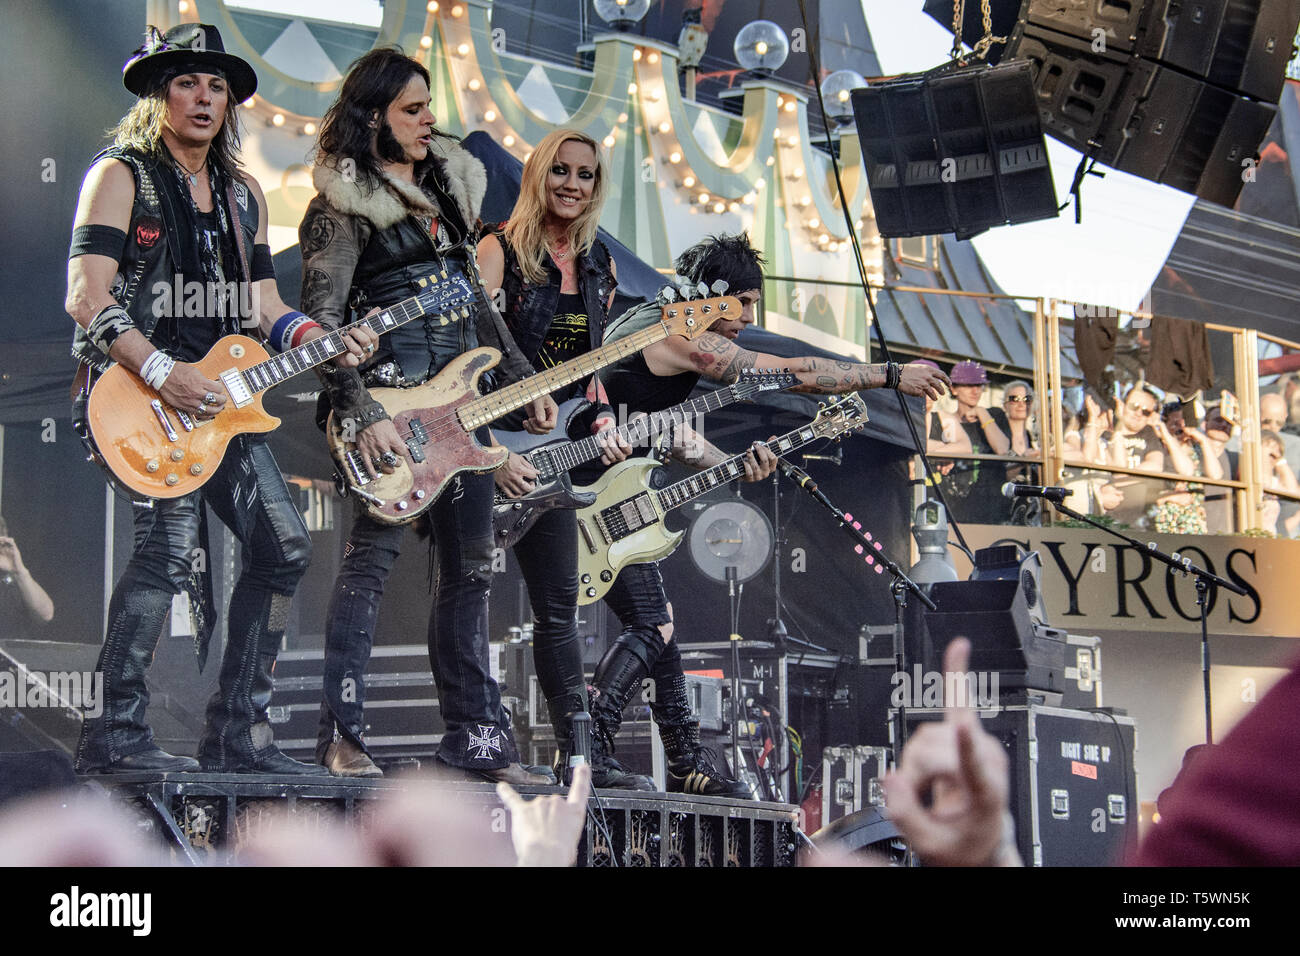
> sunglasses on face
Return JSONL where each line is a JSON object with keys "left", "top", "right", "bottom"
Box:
{"left": 1126, "top": 404, "right": 1157, "bottom": 416}
{"left": 1005, "top": 395, "right": 1032, "bottom": 404}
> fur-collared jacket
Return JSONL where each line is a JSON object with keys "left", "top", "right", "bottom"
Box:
{"left": 299, "top": 135, "right": 533, "bottom": 430}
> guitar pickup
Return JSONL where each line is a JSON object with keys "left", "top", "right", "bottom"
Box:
{"left": 219, "top": 368, "right": 252, "bottom": 407}
{"left": 405, "top": 437, "right": 425, "bottom": 464}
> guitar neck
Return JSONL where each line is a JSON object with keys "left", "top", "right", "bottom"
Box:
{"left": 458, "top": 322, "right": 669, "bottom": 430}
{"left": 531, "top": 386, "right": 748, "bottom": 477}
{"left": 654, "top": 422, "right": 821, "bottom": 513}
{"left": 234, "top": 284, "right": 463, "bottom": 396}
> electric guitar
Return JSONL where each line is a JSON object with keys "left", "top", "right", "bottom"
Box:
{"left": 327, "top": 294, "right": 740, "bottom": 525}
{"left": 492, "top": 370, "right": 798, "bottom": 549}
{"left": 573, "top": 392, "right": 869, "bottom": 605}
{"left": 85, "top": 267, "right": 476, "bottom": 499}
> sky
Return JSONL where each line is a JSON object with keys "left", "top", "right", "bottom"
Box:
{"left": 860, "top": 0, "right": 1196, "bottom": 310}
{"left": 227, "top": 0, "right": 1193, "bottom": 311}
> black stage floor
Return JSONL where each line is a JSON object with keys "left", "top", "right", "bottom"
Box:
{"left": 89, "top": 771, "right": 801, "bottom": 867}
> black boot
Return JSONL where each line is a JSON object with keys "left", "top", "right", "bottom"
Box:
{"left": 197, "top": 590, "right": 327, "bottom": 775}
{"left": 588, "top": 637, "right": 657, "bottom": 790}
{"left": 652, "top": 653, "right": 751, "bottom": 798}
{"left": 76, "top": 586, "right": 199, "bottom": 774}
{"left": 589, "top": 698, "right": 655, "bottom": 791}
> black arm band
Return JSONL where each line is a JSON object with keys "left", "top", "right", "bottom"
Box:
{"left": 69, "top": 224, "right": 127, "bottom": 261}
{"left": 251, "top": 243, "right": 275, "bottom": 282}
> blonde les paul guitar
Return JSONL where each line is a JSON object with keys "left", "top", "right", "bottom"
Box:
{"left": 86, "top": 268, "right": 476, "bottom": 499}
{"left": 326, "top": 293, "right": 741, "bottom": 525}
{"left": 574, "top": 393, "right": 869, "bottom": 605}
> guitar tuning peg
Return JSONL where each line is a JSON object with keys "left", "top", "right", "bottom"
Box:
{"left": 710, "top": 279, "right": 729, "bottom": 295}
{"left": 677, "top": 283, "right": 694, "bottom": 301}
{"left": 660, "top": 285, "right": 678, "bottom": 302}
{"left": 697, "top": 281, "right": 710, "bottom": 298}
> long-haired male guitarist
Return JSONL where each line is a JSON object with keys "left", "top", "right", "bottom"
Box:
{"left": 65, "top": 24, "right": 376, "bottom": 774}
{"left": 298, "top": 48, "right": 556, "bottom": 784}
{"left": 587, "top": 233, "right": 952, "bottom": 795}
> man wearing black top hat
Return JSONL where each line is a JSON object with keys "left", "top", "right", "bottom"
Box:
{"left": 65, "top": 24, "right": 376, "bottom": 774}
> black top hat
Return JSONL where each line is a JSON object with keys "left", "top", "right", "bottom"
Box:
{"left": 123, "top": 24, "right": 257, "bottom": 102}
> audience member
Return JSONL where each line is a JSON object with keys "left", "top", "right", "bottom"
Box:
{"left": 1102, "top": 385, "right": 1167, "bottom": 526}
{"left": 880, "top": 638, "right": 1020, "bottom": 867}
{"left": 943, "top": 361, "right": 1012, "bottom": 525}
{"left": 1201, "top": 400, "right": 1239, "bottom": 533}
{"left": 0, "top": 515, "right": 54, "bottom": 638}
{"left": 1149, "top": 403, "right": 1222, "bottom": 534}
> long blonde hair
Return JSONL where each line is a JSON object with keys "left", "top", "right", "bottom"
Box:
{"left": 504, "top": 129, "right": 606, "bottom": 285}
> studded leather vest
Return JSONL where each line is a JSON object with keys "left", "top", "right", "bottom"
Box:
{"left": 70, "top": 146, "right": 259, "bottom": 372}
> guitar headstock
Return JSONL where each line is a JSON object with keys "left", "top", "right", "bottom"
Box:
{"left": 731, "top": 369, "right": 799, "bottom": 400}
{"left": 658, "top": 296, "right": 743, "bottom": 341}
{"left": 411, "top": 268, "right": 476, "bottom": 323}
{"left": 807, "top": 392, "right": 870, "bottom": 441}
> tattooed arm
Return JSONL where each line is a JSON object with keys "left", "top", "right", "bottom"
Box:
{"left": 643, "top": 332, "right": 949, "bottom": 398}
{"left": 669, "top": 422, "right": 778, "bottom": 482}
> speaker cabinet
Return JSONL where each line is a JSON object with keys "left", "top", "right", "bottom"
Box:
{"left": 851, "top": 60, "right": 1059, "bottom": 239}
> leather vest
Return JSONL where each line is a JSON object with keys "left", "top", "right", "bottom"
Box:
{"left": 494, "top": 230, "right": 616, "bottom": 368}
{"left": 70, "top": 147, "right": 259, "bottom": 371}
{"left": 350, "top": 167, "right": 482, "bottom": 382}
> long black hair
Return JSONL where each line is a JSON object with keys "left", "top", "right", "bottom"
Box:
{"left": 315, "top": 47, "right": 445, "bottom": 189}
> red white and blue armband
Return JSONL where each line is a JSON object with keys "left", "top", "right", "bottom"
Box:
{"left": 271, "top": 310, "right": 320, "bottom": 352}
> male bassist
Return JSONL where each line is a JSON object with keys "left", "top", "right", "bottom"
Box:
{"left": 65, "top": 24, "right": 376, "bottom": 774}
{"left": 588, "top": 233, "right": 951, "bottom": 795}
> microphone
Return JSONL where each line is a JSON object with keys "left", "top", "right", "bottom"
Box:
{"left": 777, "top": 458, "right": 817, "bottom": 491}
{"left": 1001, "top": 482, "right": 1074, "bottom": 503}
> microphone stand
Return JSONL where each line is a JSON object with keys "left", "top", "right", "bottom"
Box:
{"left": 1047, "top": 496, "right": 1246, "bottom": 745}
{"left": 780, "top": 463, "right": 935, "bottom": 767}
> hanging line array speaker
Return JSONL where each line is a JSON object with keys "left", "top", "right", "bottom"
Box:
{"left": 850, "top": 59, "right": 1060, "bottom": 240}
{"left": 923, "top": 0, "right": 1300, "bottom": 207}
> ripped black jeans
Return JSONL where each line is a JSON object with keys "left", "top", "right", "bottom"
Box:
{"left": 319, "top": 469, "right": 518, "bottom": 769}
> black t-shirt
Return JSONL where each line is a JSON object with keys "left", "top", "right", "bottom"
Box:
{"left": 944, "top": 407, "right": 1012, "bottom": 525}
{"left": 959, "top": 406, "right": 1011, "bottom": 454}
{"left": 168, "top": 208, "right": 233, "bottom": 361}
{"left": 1101, "top": 425, "right": 1164, "bottom": 526}
{"left": 537, "top": 292, "right": 589, "bottom": 371}
{"left": 1104, "top": 425, "right": 1162, "bottom": 470}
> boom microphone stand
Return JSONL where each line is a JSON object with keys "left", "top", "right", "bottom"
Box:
{"left": 777, "top": 461, "right": 935, "bottom": 765}
{"left": 1042, "top": 490, "right": 1245, "bottom": 745}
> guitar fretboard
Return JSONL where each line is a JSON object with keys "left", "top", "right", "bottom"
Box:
{"left": 457, "top": 322, "right": 672, "bottom": 431}
{"left": 653, "top": 417, "right": 853, "bottom": 512}
{"left": 236, "top": 279, "right": 470, "bottom": 395}
{"left": 531, "top": 384, "right": 754, "bottom": 479}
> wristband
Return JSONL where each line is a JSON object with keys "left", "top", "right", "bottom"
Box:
{"left": 271, "top": 310, "right": 312, "bottom": 352}
{"left": 884, "top": 361, "right": 902, "bottom": 390}
{"left": 86, "top": 303, "right": 137, "bottom": 355}
{"left": 139, "top": 350, "right": 175, "bottom": 391}
{"left": 290, "top": 319, "right": 322, "bottom": 349}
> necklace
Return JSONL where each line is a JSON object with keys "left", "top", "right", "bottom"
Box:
{"left": 174, "top": 156, "right": 205, "bottom": 187}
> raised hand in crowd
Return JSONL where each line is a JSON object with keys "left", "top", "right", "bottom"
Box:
{"left": 497, "top": 762, "right": 592, "bottom": 867}
{"left": 881, "top": 638, "right": 1021, "bottom": 867}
